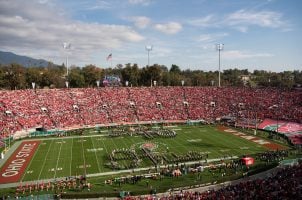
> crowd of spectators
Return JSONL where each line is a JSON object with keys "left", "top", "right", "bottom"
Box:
{"left": 0, "top": 87, "right": 301, "bottom": 139}
{"left": 129, "top": 87, "right": 163, "bottom": 121}
{"left": 122, "top": 162, "right": 302, "bottom": 200}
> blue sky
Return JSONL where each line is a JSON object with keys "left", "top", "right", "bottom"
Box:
{"left": 0, "top": 0, "right": 301, "bottom": 72}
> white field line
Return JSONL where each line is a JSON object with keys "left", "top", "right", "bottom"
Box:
{"left": 86, "top": 156, "right": 239, "bottom": 178}
{"left": 38, "top": 140, "right": 53, "bottom": 180}
{"left": 53, "top": 139, "right": 63, "bottom": 178}
{"left": 100, "top": 137, "right": 109, "bottom": 155}
{"left": 178, "top": 129, "right": 217, "bottom": 157}
{"left": 24, "top": 134, "right": 106, "bottom": 142}
{"left": 70, "top": 138, "right": 73, "bottom": 177}
{"left": 216, "top": 128, "right": 251, "bottom": 156}
{"left": 169, "top": 133, "right": 191, "bottom": 155}
{"left": 0, "top": 156, "right": 240, "bottom": 189}
{"left": 218, "top": 129, "right": 250, "bottom": 156}
{"left": 20, "top": 142, "right": 41, "bottom": 182}
{"left": 81, "top": 139, "right": 87, "bottom": 175}
{"left": 91, "top": 137, "right": 101, "bottom": 172}
{"left": 119, "top": 136, "right": 132, "bottom": 149}
{"left": 110, "top": 138, "right": 128, "bottom": 167}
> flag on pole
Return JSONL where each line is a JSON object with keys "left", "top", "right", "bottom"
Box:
{"left": 106, "top": 53, "right": 112, "bottom": 61}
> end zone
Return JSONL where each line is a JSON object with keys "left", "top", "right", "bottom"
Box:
{"left": 0, "top": 141, "right": 40, "bottom": 184}
{"left": 218, "top": 126, "right": 288, "bottom": 150}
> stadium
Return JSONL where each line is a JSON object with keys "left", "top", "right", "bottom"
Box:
{"left": 1, "top": 0, "right": 302, "bottom": 199}
{"left": 0, "top": 86, "right": 301, "bottom": 199}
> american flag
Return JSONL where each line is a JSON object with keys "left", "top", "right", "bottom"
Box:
{"left": 106, "top": 53, "right": 112, "bottom": 61}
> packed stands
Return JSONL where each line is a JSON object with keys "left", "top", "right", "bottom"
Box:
{"left": 124, "top": 162, "right": 302, "bottom": 200}
{"left": 129, "top": 87, "right": 163, "bottom": 121}
{"left": 258, "top": 118, "right": 302, "bottom": 145}
{"left": 152, "top": 87, "right": 187, "bottom": 120}
{"left": 67, "top": 88, "right": 110, "bottom": 125}
{"left": 0, "top": 87, "right": 301, "bottom": 143}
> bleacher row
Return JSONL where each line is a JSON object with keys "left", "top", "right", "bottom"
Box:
{"left": 258, "top": 118, "right": 302, "bottom": 145}
{"left": 0, "top": 87, "right": 301, "bottom": 139}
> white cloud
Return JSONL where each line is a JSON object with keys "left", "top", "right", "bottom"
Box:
{"left": 128, "top": 16, "right": 183, "bottom": 35}
{"left": 38, "top": 0, "right": 49, "bottom": 4}
{"left": 128, "top": 0, "right": 152, "bottom": 6}
{"left": 234, "top": 26, "right": 249, "bottom": 33}
{"left": 0, "top": 0, "right": 144, "bottom": 65}
{"left": 187, "top": 10, "right": 290, "bottom": 32}
{"left": 197, "top": 33, "right": 228, "bottom": 43}
{"left": 153, "top": 47, "right": 172, "bottom": 57}
{"left": 154, "top": 22, "right": 182, "bottom": 35}
{"left": 187, "top": 15, "right": 217, "bottom": 27}
{"left": 223, "top": 50, "right": 274, "bottom": 60}
{"left": 86, "top": 1, "right": 111, "bottom": 10}
{"left": 128, "top": 16, "right": 151, "bottom": 29}
{"left": 226, "top": 9, "right": 288, "bottom": 29}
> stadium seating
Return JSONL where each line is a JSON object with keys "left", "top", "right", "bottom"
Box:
{"left": 0, "top": 87, "right": 301, "bottom": 144}
{"left": 122, "top": 163, "right": 302, "bottom": 200}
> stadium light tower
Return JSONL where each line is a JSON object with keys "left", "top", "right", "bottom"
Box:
{"left": 63, "top": 42, "right": 71, "bottom": 76}
{"left": 216, "top": 43, "right": 224, "bottom": 87}
{"left": 145, "top": 45, "right": 153, "bottom": 67}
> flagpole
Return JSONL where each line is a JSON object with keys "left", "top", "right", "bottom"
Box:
{"left": 107, "top": 53, "right": 113, "bottom": 68}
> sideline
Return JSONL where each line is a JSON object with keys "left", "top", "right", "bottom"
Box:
{"left": 0, "top": 141, "right": 21, "bottom": 168}
{"left": 139, "top": 165, "right": 283, "bottom": 200}
{"left": 21, "top": 134, "right": 107, "bottom": 142}
{"left": 58, "top": 164, "right": 283, "bottom": 200}
{"left": 0, "top": 156, "right": 237, "bottom": 189}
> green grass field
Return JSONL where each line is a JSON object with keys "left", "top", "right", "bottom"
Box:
{"left": 20, "top": 125, "right": 266, "bottom": 182}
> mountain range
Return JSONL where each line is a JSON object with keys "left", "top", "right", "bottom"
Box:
{"left": 0, "top": 51, "right": 51, "bottom": 67}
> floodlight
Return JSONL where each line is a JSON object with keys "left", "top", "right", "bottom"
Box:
{"left": 145, "top": 45, "right": 153, "bottom": 66}
{"left": 216, "top": 43, "right": 224, "bottom": 87}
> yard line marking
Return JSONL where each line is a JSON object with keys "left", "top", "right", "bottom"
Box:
{"left": 0, "top": 155, "right": 238, "bottom": 188}
{"left": 91, "top": 137, "right": 101, "bottom": 173}
{"left": 38, "top": 140, "right": 53, "bottom": 180}
{"left": 119, "top": 136, "right": 132, "bottom": 149}
{"left": 53, "top": 139, "right": 63, "bottom": 178}
{"left": 24, "top": 134, "right": 106, "bottom": 142}
{"left": 81, "top": 138, "right": 87, "bottom": 176}
{"left": 109, "top": 138, "right": 128, "bottom": 167}
{"left": 165, "top": 125, "right": 178, "bottom": 128}
{"left": 118, "top": 136, "right": 137, "bottom": 167}
{"left": 168, "top": 132, "right": 191, "bottom": 154}
{"left": 70, "top": 138, "right": 73, "bottom": 177}
{"left": 20, "top": 142, "right": 41, "bottom": 182}
{"left": 214, "top": 128, "right": 247, "bottom": 156}
{"left": 99, "top": 137, "right": 109, "bottom": 154}
{"left": 179, "top": 127, "right": 225, "bottom": 157}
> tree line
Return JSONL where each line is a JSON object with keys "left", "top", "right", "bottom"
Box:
{"left": 0, "top": 62, "right": 301, "bottom": 90}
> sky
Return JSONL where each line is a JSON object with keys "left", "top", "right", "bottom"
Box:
{"left": 0, "top": 0, "right": 301, "bottom": 72}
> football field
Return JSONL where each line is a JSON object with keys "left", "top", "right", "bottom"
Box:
{"left": 2, "top": 125, "right": 269, "bottom": 183}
